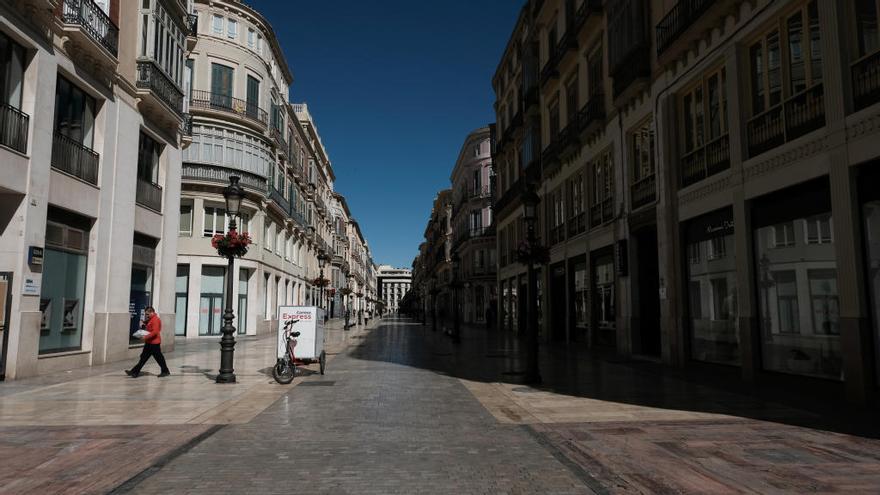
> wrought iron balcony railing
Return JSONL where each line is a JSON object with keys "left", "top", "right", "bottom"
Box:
{"left": 52, "top": 132, "right": 99, "bottom": 185}
{"left": 630, "top": 174, "right": 656, "bottom": 209}
{"left": 746, "top": 83, "right": 824, "bottom": 158}
{"left": 577, "top": 93, "right": 606, "bottom": 134}
{"left": 656, "top": 0, "right": 714, "bottom": 56}
{"left": 136, "top": 60, "right": 184, "bottom": 116}
{"left": 853, "top": 50, "right": 880, "bottom": 111}
{"left": 0, "top": 103, "right": 29, "bottom": 154}
{"left": 61, "top": 0, "right": 119, "bottom": 56}
{"left": 135, "top": 179, "right": 162, "bottom": 212}
{"left": 589, "top": 197, "right": 614, "bottom": 228}
{"left": 681, "top": 134, "right": 730, "bottom": 187}
{"left": 269, "top": 185, "right": 290, "bottom": 214}
{"left": 190, "top": 89, "right": 268, "bottom": 127}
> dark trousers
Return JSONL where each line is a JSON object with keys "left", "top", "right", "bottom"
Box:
{"left": 132, "top": 343, "right": 169, "bottom": 374}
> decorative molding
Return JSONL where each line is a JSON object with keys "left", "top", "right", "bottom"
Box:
{"left": 679, "top": 174, "right": 733, "bottom": 205}
{"left": 742, "top": 135, "right": 828, "bottom": 181}
{"left": 846, "top": 109, "right": 880, "bottom": 140}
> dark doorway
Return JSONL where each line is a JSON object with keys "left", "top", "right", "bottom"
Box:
{"left": 0, "top": 272, "right": 11, "bottom": 381}
{"left": 634, "top": 227, "right": 662, "bottom": 356}
{"left": 550, "top": 263, "right": 567, "bottom": 342}
{"left": 518, "top": 279, "right": 527, "bottom": 336}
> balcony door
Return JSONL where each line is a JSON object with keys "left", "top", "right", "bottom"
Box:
{"left": 246, "top": 75, "right": 259, "bottom": 119}
{"left": 210, "top": 63, "right": 233, "bottom": 110}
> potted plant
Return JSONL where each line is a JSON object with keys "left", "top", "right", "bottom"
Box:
{"left": 211, "top": 229, "right": 253, "bottom": 258}
{"left": 312, "top": 276, "right": 330, "bottom": 287}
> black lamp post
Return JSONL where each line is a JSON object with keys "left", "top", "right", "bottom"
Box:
{"left": 522, "top": 186, "right": 541, "bottom": 385}
{"left": 344, "top": 276, "right": 352, "bottom": 330}
{"left": 318, "top": 252, "right": 328, "bottom": 321}
{"left": 451, "top": 253, "right": 461, "bottom": 343}
{"left": 217, "top": 176, "right": 245, "bottom": 384}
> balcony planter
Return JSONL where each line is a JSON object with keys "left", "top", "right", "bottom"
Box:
{"left": 312, "top": 277, "right": 330, "bottom": 287}
{"left": 211, "top": 229, "right": 252, "bottom": 258}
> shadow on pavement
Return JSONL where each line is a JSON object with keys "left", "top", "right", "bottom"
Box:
{"left": 348, "top": 316, "right": 880, "bottom": 439}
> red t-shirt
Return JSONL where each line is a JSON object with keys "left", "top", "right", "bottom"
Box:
{"left": 144, "top": 315, "right": 162, "bottom": 345}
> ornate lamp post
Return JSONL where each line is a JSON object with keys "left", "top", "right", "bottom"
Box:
{"left": 217, "top": 176, "right": 245, "bottom": 384}
{"left": 522, "top": 186, "right": 542, "bottom": 385}
{"left": 344, "top": 276, "right": 353, "bottom": 330}
{"left": 451, "top": 253, "right": 461, "bottom": 343}
{"left": 318, "top": 252, "right": 328, "bottom": 321}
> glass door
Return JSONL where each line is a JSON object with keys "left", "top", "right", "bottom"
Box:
{"left": 246, "top": 75, "right": 260, "bottom": 120}
{"left": 210, "top": 63, "right": 233, "bottom": 109}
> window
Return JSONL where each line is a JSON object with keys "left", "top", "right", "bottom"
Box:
{"left": 632, "top": 118, "right": 655, "bottom": 183}
{"left": 805, "top": 215, "right": 832, "bottom": 244}
{"left": 591, "top": 149, "right": 613, "bottom": 207}
{"left": 0, "top": 31, "right": 26, "bottom": 109}
{"left": 212, "top": 14, "right": 223, "bottom": 35}
{"left": 772, "top": 222, "right": 796, "bottom": 248}
{"left": 54, "top": 75, "right": 96, "bottom": 148}
{"left": 749, "top": 1, "right": 822, "bottom": 116}
{"left": 275, "top": 228, "right": 283, "bottom": 254}
{"left": 203, "top": 207, "right": 226, "bottom": 236}
{"left": 175, "top": 265, "right": 189, "bottom": 336}
{"left": 856, "top": 0, "right": 880, "bottom": 57}
{"left": 227, "top": 19, "right": 237, "bottom": 39}
{"left": 688, "top": 242, "right": 701, "bottom": 264}
{"left": 264, "top": 221, "right": 271, "bottom": 251}
{"left": 179, "top": 202, "right": 193, "bottom": 236}
{"left": 587, "top": 43, "right": 603, "bottom": 98}
{"left": 773, "top": 270, "right": 799, "bottom": 333}
{"left": 682, "top": 67, "right": 727, "bottom": 154}
{"left": 247, "top": 28, "right": 256, "bottom": 48}
{"left": 140, "top": 0, "right": 186, "bottom": 87}
{"left": 707, "top": 237, "right": 726, "bottom": 260}
{"left": 137, "top": 132, "right": 161, "bottom": 184}
{"left": 40, "top": 213, "right": 90, "bottom": 354}
{"left": 548, "top": 100, "right": 560, "bottom": 141}
{"left": 565, "top": 74, "right": 578, "bottom": 124}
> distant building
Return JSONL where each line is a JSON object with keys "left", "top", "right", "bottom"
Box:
{"left": 377, "top": 265, "right": 412, "bottom": 314}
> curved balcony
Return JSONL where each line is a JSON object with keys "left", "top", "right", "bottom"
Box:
{"left": 181, "top": 163, "right": 266, "bottom": 193}
{"left": 190, "top": 90, "right": 268, "bottom": 131}
{"left": 136, "top": 60, "right": 184, "bottom": 122}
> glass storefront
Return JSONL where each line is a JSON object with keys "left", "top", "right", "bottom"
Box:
{"left": 685, "top": 207, "right": 739, "bottom": 366}
{"left": 861, "top": 167, "right": 880, "bottom": 384}
{"left": 129, "top": 236, "right": 156, "bottom": 344}
{"left": 753, "top": 179, "right": 841, "bottom": 380}
{"left": 199, "top": 266, "right": 226, "bottom": 336}
{"left": 40, "top": 214, "right": 90, "bottom": 354}
{"left": 175, "top": 265, "right": 189, "bottom": 336}
{"left": 571, "top": 257, "right": 588, "bottom": 342}
{"left": 592, "top": 251, "right": 615, "bottom": 348}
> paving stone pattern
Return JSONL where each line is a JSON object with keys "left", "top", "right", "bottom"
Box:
{"left": 128, "top": 319, "right": 593, "bottom": 494}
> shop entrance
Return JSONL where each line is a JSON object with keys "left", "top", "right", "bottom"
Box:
{"left": 634, "top": 227, "right": 661, "bottom": 356}
{"left": 592, "top": 249, "right": 616, "bottom": 349}
{"left": 550, "top": 263, "right": 567, "bottom": 342}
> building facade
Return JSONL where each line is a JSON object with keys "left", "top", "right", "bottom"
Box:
{"left": 492, "top": 0, "right": 880, "bottom": 403}
{"left": 377, "top": 265, "right": 412, "bottom": 314}
{"left": 450, "top": 127, "right": 497, "bottom": 324}
{"left": 0, "top": 0, "right": 190, "bottom": 379}
{"left": 175, "top": 0, "right": 375, "bottom": 338}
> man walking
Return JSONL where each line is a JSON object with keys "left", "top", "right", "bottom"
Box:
{"left": 126, "top": 306, "right": 170, "bottom": 378}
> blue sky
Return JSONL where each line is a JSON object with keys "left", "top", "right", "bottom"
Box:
{"left": 247, "top": 0, "right": 522, "bottom": 268}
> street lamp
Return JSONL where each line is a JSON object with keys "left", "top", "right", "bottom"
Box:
{"left": 344, "top": 276, "right": 353, "bottom": 330}
{"left": 318, "top": 252, "right": 328, "bottom": 322}
{"left": 522, "top": 186, "right": 541, "bottom": 385}
{"left": 217, "top": 176, "right": 245, "bottom": 384}
{"left": 451, "top": 253, "right": 461, "bottom": 343}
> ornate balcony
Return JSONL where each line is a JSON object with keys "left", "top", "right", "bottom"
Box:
{"left": 589, "top": 197, "right": 614, "bottom": 228}
{"left": 656, "top": 0, "right": 715, "bottom": 56}
{"left": 630, "top": 174, "right": 656, "bottom": 210}
{"left": 271, "top": 126, "right": 287, "bottom": 157}
{"left": 135, "top": 179, "right": 163, "bottom": 212}
{"left": 747, "top": 83, "right": 824, "bottom": 158}
{"left": 190, "top": 90, "right": 268, "bottom": 130}
{"left": 136, "top": 60, "right": 184, "bottom": 118}
{"left": 60, "top": 0, "right": 118, "bottom": 59}
{"left": 681, "top": 134, "right": 729, "bottom": 187}
{"left": 51, "top": 132, "right": 99, "bottom": 185}
{"left": 853, "top": 50, "right": 880, "bottom": 111}
{"left": 0, "top": 103, "right": 29, "bottom": 154}
{"left": 181, "top": 163, "right": 266, "bottom": 192}
{"left": 269, "top": 185, "right": 290, "bottom": 215}
{"left": 577, "top": 93, "right": 606, "bottom": 137}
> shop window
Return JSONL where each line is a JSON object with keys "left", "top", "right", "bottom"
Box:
{"left": 754, "top": 179, "right": 840, "bottom": 380}
{"left": 129, "top": 234, "right": 157, "bottom": 344}
{"left": 199, "top": 266, "right": 225, "bottom": 336}
{"left": 203, "top": 206, "right": 226, "bottom": 236}
{"left": 39, "top": 211, "right": 91, "bottom": 354}
{"left": 685, "top": 208, "right": 738, "bottom": 365}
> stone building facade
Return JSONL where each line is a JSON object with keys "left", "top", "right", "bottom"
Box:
{"left": 492, "top": 0, "right": 880, "bottom": 403}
